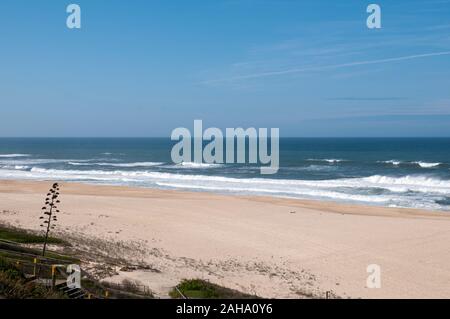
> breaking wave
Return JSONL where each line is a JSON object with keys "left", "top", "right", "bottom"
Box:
{"left": 1, "top": 166, "right": 449, "bottom": 210}
{"left": 307, "top": 158, "right": 345, "bottom": 163}
{"left": 380, "top": 160, "right": 442, "bottom": 168}
{"left": 413, "top": 161, "right": 441, "bottom": 168}
{"left": 0, "top": 154, "right": 30, "bottom": 158}
{"left": 169, "top": 162, "right": 224, "bottom": 168}
{"left": 68, "top": 161, "right": 164, "bottom": 168}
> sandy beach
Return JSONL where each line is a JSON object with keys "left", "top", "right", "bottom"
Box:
{"left": 1, "top": 179, "right": 449, "bottom": 299}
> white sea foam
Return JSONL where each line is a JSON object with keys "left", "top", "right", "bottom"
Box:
{"left": 0, "top": 154, "right": 30, "bottom": 158}
{"left": 68, "top": 161, "right": 163, "bottom": 168}
{"left": 171, "top": 162, "right": 223, "bottom": 168}
{"left": 0, "top": 158, "right": 108, "bottom": 166}
{"left": 0, "top": 159, "right": 64, "bottom": 166}
{"left": 8, "top": 168, "right": 450, "bottom": 191}
{"left": 155, "top": 182, "right": 395, "bottom": 203}
{"left": 380, "top": 160, "right": 442, "bottom": 168}
{"left": 413, "top": 161, "right": 441, "bottom": 168}
{"left": 0, "top": 165, "right": 30, "bottom": 170}
{"left": 307, "top": 159, "right": 345, "bottom": 163}
{"left": 380, "top": 160, "right": 402, "bottom": 166}
{"left": 292, "top": 165, "right": 338, "bottom": 172}
{"left": 1, "top": 166, "right": 449, "bottom": 209}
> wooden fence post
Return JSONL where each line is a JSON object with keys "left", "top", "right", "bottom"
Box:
{"left": 33, "top": 258, "right": 37, "bottom": 277}
{"left": 51, "top": 265, "right": 57, "bottom": 288}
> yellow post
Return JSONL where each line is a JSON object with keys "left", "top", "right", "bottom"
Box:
{"left": 105, "top": 290, "right": 109, "bottom": 299}
{"left": 51, "top": 265, "right": 57, "bottom": 288}
{"left": 33, "top": 258, "right": 37, "bottom": 276}
{"left": 87, "top": 293, "right": 92, "bottom": 299}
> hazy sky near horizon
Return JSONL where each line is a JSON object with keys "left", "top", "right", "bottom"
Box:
{"left": 1, "top": 0, "right": 450, "bottom": 137}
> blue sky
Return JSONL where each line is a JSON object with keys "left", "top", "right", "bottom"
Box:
{"left": 0, "top": 0, "right": 449, "bottom": 137}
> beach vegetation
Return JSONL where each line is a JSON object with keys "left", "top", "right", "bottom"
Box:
{"left": 169, "top": 279, "right": 259, "bottom": 299}
{"left": 0, "top": 224, "right": 65, "bottom": 245}
{"left": 39, "top": 183, "right": 62, "bottom": 256}
{"left": 0, "top": 257, "right": 66, "bottom": 299}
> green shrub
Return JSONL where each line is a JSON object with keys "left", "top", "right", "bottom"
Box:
{"left": 0, "top": 258, "right": 20, "bottom": 279}
{"left": 170, "top": 279, "right": 258, "bottom": 299}
{"left": 0, "top": 225, "right": 66, "bottom": 245}
{"left": 0, "top": 271, "right": 66, "bottom": 299}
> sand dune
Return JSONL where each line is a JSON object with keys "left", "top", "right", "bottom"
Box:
{"left": 0, "top": 180, "right": 449, "bottom": 298}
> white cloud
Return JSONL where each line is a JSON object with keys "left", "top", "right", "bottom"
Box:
{"left": 203, "top": 51, "right": 450, "bottom": 84}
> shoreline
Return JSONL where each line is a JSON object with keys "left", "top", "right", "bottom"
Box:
{"left": 1, "top": 179, "right": 450, "bottom": 298}
{"left": 1, "top": 179, "right": 448, "bottom": 218}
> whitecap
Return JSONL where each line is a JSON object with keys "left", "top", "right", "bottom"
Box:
{"left": 290, "top": 165, "right": 337, "bottom": 172}
{"left": 380, "top": 160, "right": 402, "bottom": 166}
{"left": 307, "top": 158, "right": 345, "bottom": 163}
{"left": 68, "top": 161, "right": 163, "bottom": 168}
{"left": 413, "top": 161, "right": 441, "bottom": 168}
{"left": 173, "top": 162, "right": 223, "bottom": 168}
{"left": 0, "top": 165, "right": 29, "bottom": 170}
{"left": 0, "top": 154, "right": 30, "bottom": 158}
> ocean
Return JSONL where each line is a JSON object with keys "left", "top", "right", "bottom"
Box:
{"left": 0, "top": 138, "right": 450, "bottom": 211}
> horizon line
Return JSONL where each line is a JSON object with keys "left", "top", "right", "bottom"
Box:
{"left": 1, "top": 136, "right": 450, "bottom": 139}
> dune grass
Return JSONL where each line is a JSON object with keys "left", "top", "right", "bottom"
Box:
{"left": 170, "top": 279, "right": 259, "bottom": 299}
{"left": 0, "top": 225, "right": 65, "bottom": 245}
{"left": 0, "top": 224, "right": 79, "bottom": 264}
{"left": 0, "top": 257, "right": 66, "bottom": 299}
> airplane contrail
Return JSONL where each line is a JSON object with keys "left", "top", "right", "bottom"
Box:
{"left": 203, "top": 51, "right": 450, "bottom": 84}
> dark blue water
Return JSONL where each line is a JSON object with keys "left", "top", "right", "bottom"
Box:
{"left": 1, "top": 138, "right": 449, "bottom": 210}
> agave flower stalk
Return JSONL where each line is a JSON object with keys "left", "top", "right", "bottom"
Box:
{"left": 40, "top": 183, "right": 61, "bottom": 256}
